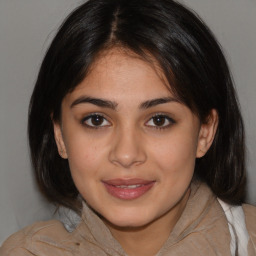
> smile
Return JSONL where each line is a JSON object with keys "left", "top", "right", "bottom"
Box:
{"left": 102, "top": 179, "right": 155, "bottom": 200}
{"left": 115, "top": 184, "right": 142, "bottom": 189}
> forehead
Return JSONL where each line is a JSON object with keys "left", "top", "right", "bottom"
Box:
{"left": 66, "top": 48, "right": 175, "bottom": 103}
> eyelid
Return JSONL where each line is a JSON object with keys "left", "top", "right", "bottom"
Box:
{"left": 81, "top": 113, "right": 111, "bottom": 128}
{"left": 145, "top": 113, "right": 176, "bottom": 129}
{"left": 80, "top": 112, "right": 175, "bottom": 130}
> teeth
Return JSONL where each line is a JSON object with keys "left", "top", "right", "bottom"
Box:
{"left": 116, "top": 184, "right": 142, "bottom": 189}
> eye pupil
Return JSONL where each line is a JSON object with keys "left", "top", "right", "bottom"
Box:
{"left": 91, "top": 115, "right": 104, "bottom": 126}
{"left": 153, "top": 116, "right": 165, "bottom": 126}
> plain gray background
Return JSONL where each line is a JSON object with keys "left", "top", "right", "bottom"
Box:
{"left": 0, "top": 0, "right": 255, "bottom": 245}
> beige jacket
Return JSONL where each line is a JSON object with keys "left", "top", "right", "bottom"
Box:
{"left": 1, "top": 183, "right": 256, "bottom": 256}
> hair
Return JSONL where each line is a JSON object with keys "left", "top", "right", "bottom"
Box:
{"left": 28, "top": 0, "right": 246, "bottom": 212}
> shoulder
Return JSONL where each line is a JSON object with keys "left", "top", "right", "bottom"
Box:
{"left": 243, "top": 204, "right": 256, "bottom": 254}
{"left": 243, "top": 203, "right": 256, "bottom": 214}
{"left": 0, "top": 220, "right": 77, "bottom": 256}
{"left": 243, "top": 203, "right": 256, "bottom": 230}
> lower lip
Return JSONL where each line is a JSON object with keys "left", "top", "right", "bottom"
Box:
{"left": 103, "top": 182, "right": 155, "bottom": 200}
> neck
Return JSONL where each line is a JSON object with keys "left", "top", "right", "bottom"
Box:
{"left": 104, "top": 188, "right": 190, "bottom": 256}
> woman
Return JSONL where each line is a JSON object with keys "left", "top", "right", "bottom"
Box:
{"left": 1, "top": 0, "right": 255, "bottom": 255}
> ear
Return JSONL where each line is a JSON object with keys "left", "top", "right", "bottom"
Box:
{"left": 52, "top": 121, "right": 68, "bottom": 159}
{"left": 196, "top": 109, "right": 218, "bottom": 158}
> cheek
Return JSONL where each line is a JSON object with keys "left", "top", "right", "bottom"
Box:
{"left": 151, "top": 131, "right": 198, "bottom": 178}
{"left": 64, "top": 134, "right": 105, "bottom": 180}
{"left": 152, "top": 133, "right": 197, "bottom": 205}
{"left": 66, "top": 143, "right": 104, "bottom": 200}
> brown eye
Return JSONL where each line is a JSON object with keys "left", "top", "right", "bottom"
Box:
{"left": 152, "top": 116, "right": 166, "bottom": 126}
{"left": 83, "top": 114, "right": 110, "bottom": 128}
{"left": 91, "top": 115, "right": 104, "bottom": 126}
{"left": 146, "top": 114, "right": 175, "bottom": 128}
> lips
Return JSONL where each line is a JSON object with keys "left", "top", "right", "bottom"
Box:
{"left": 102, "top": 179, "right": 155, "bottom": 200}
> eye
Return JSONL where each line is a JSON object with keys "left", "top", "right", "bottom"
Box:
{"left": 82, "top": 114, "right": 111, "bottom": 128}
{"left": 146, "top": 114, "right": 175, "bottom": 129}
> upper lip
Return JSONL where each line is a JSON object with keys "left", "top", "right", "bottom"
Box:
{"left": 102, "top": 178, "right": 155, "bottom": 186}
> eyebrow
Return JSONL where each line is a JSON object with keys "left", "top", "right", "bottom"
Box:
{"left": 139, "top": 97, "right": 179, "bottom": 109}
{"left": 70, "top": 96, "right": 179, "bottom": 110}
{"left": 70, "top": 96, "right": 118, "bottom": 109}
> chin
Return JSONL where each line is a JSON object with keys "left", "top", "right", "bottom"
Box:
{"left": 103, "top": 208, "right": 156, "bottom": 229}
{"left": 106, "top": 217, "right": 151, "bottom": 230}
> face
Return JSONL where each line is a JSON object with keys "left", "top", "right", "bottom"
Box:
{"left": 54, "top": 49, "right": 217, "bottom": 229}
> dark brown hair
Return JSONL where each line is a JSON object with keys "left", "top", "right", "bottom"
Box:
{"left": 28, "top": 0, "right": 246, "bottom": 212}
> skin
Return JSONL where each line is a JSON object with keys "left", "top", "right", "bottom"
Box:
{"left": 53, "top": 48, "right": 218, "bottom": 256}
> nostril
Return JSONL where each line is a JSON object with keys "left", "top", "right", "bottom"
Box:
{"left": 109, "top": 147, "right": 147, "bottom": 168}
{"left": 108, "top": 129, "right": 147, "bottom": 168}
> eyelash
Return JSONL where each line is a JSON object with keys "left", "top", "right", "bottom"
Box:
{"left": 145, "top": 114, "right": 176, "bottom": 130}
{"left": 81, "top": 113, "right": 111, "bottom": 129}
{"left": 81, "top": 113, "right": 175, "bottom": 130}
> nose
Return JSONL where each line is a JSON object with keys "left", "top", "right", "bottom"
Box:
{"left": 108, "top": 126, "right": 147, "bottom": 168}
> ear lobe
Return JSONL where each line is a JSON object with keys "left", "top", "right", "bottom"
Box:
{"left": 53, "top": 121, "right": 68, "bottom": 159}
{"left": 196, "top": 109, "right": 218, "bottom": 158}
